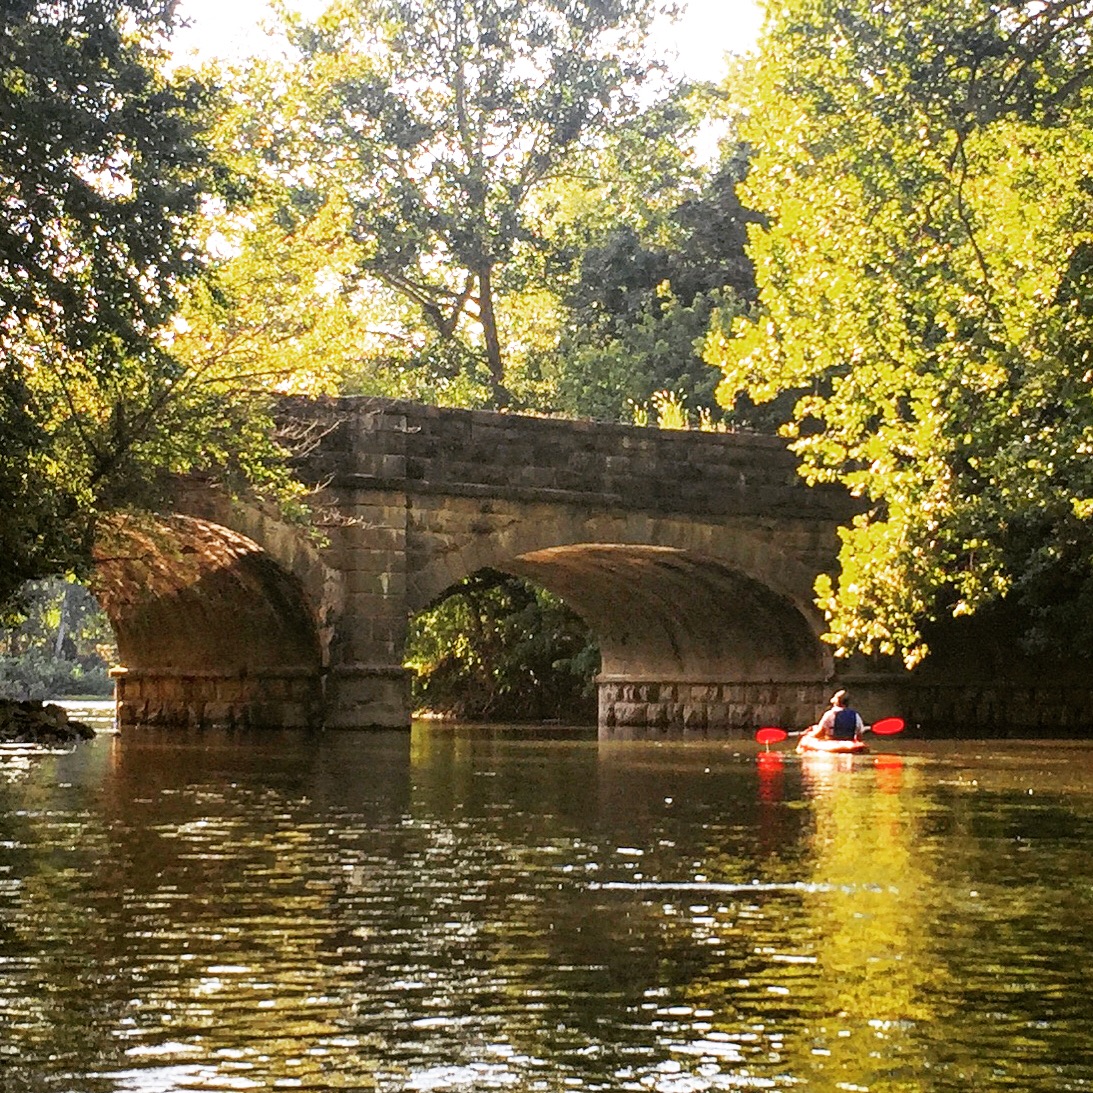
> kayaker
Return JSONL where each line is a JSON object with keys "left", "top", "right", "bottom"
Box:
{"left": 803, "top": 690, "right": 864, "bottom": 743}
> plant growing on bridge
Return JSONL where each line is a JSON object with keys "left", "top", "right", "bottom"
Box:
{"left": 707, "top": 0, "right": 1093, "bottom": 664}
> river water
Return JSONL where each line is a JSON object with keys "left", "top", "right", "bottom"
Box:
{"left": 2, "top": 715, "right": 1093, "bottom": 1092}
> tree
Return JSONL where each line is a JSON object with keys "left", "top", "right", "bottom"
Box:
{"left": 405, "top": 569, "right": 598, "bottom": 721}
{"left": 554, "top": 143, "right": 761, "bottom": 421}
{"left": 706, "top": 0, "right": 1093, "bottom": 664}
{"left": 249, "top": 0, "right": 677, "bottom": 406}
{"left": 178, "top": 63, "right": 494, "bottom": 408}
{"left": 0, "top": 578, "right": 117, "bottom": 699}
{"left": 0, "top": 1, "right": 297, "bottom": 614}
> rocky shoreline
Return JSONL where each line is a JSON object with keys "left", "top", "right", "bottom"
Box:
{"left": 0, "top": 700, "right": 96, "bottom": 747}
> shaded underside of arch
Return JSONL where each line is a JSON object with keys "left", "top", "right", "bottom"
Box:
{"left": 91, "top": 514, "right": 323, "bottom": 728}
{"left": 93, "top": 514, "right": 321, "bottom": 672}
{"left": 502, "top": 544, "right": 827, "bottom": 684}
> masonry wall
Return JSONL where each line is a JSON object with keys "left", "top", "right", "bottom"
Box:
{"left": 108, "top": 397, "right": 1093, "bottom": 737}
{"left": 287, "top": 396, "right": 856, "bottom": 524}
{"left": 112, "top": 667, "right": 322, "bottom": 730}
{"left": 269, "top": 397, "right": 861, "bottom": 731}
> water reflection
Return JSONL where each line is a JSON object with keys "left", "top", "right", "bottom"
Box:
{"left": 790, "top": 751, "right": 940, "bottom": 1089}
{"left": 0, "top": 729, "right": 1091, "bottom": 1091}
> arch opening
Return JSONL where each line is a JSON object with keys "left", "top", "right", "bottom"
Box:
{"left": 496, "top": 544, "right": 834, "bottom": 735}
{"left": 404, "top": 541, "right": 835, "bottom": 734}
{"left": 92, "top": 514, "right": 324, "bottom": 729}
{"left": 502, "top": 544, "right": 826, "bottom": 683}
{"left": 405, "top": 568, "right": 599, "bottom": 723}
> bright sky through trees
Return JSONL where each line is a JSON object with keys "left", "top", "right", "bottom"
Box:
{"left": 171, "top": 0, "right": 763, "bottom": 79}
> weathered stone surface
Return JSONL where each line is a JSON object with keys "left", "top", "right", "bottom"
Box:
{"left": 110, "top": 667, "right": 324, "bottom": 731}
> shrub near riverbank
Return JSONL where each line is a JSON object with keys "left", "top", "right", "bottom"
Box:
{"left": 0, "top": 701, "right": 95, "bottom": 746}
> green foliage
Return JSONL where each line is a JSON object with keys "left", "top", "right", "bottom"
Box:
{"left": 0, "top": 579, "right": 117, "bottom": 699}
{"left": 631, "top": 389, "right": 728, "bottom": 432}
{"left": 198, "top": 17, "right": 757, "bottom": 423}
{"left": 558, "top": 283, "right": 736, "bottom": 421}
{"left": 553, "top": 148, "right": 759, "bottom": 421}
{"left": 406, "top": 570, "right": 599, "bottom": 722}
{"left": 707, "top": 0, "right": 1093, "bottom": 664}
{"left": 228, "top": 0, "right": 677, "bottom": 406}
{"left": 0, "top": 1, "right": 305, "bottom": 613}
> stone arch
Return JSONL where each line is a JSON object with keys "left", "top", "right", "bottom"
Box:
{"left": 410, "top": 512, "right": 825, "bottom": 622}
{"left": 503, "top": 545, "right": 825, "bottom": 684}
{"left": 407, "top": 510, "right": 833, "bottom": 684}
{"left": 92, "top": 513, "right": 324, "bottom": 729}
{"left": 170, "top": 484, "right": 344, "bottom": 664}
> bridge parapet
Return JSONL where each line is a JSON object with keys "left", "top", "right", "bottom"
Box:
{"left": 284, "top": 396, "right": 856, "bottom": 522}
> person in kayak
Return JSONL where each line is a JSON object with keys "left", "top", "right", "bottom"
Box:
{"left": 803, "top": 689, "right": 864, "bottom": 743}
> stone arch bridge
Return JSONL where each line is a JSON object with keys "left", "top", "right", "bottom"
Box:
{"left": 90, "top": 397, "right": 916, "bottom": 734}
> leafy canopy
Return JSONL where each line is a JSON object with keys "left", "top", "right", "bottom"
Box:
{"left": 707, "top": 0, "right": 1093, "bottom": 664}
{"left": 0, "top": 0, "right": 300, "bottom": 612}
{"left": 246, "top": 0, "right": 677, "bottom": 405}
{"left": 554, "top": 142, "right": 760, "bottom": 421}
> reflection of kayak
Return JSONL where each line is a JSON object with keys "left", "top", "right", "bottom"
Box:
{"left": 797, "top": 736, "right": 869, "bottom": 755}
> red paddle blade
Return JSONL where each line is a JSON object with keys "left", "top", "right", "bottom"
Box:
{"left": 870, "top": 716, "right": 905, "bottom": 735}
{"left": 756, "top": 727, "right": 788, "bottom": 745}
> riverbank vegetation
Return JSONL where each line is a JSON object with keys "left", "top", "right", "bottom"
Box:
{"left": 4, "top": 0, "right": 1093, "bottom": 718}
{"left": 0, "top": 1, "right": 309, "bottom": 617}
{"left": 707, "top": 0, "right": 1093, "bottom": 666}
{"left": 406, "top": 571, "right": 598, "bottom": 722}
{"left": 0, "top": 581, "right": 117, "bottom": 701}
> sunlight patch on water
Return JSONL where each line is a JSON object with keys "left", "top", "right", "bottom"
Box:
{"left": 589, "top": 881, "right": 830, "bottom": 894}
{"left": 402, "top": 1063, "right": 522, "bottom": 1089}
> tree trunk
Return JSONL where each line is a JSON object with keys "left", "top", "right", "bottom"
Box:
{"left": 53, "top": 584, "right": 70, "bottom": 659}
{"left": 477, "top": 265, "right": 508, "bottom": 407}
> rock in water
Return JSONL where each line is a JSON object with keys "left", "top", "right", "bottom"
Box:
{"left": 0, "top": 700, "right": 95, "bottom": 746}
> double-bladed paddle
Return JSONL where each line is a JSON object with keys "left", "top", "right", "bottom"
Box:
{"left": 755, "top": 717, "right": 905, "bottom": 748}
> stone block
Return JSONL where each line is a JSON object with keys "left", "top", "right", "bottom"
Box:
{"left": 360, "top": 526, "right": 407, "bottom": 551}
{"left": 203, "top": 702, "right": 237, "bottom": 727}
{"left": 682, "top": 704, "right": 708, "bottom": 731}
{"left": 345, "top": 568, "right": 407, "bottom": 596}
{"left": 264, "top": 702, "right": 312, "bottom": 729}
{"left": 613, "top": 702, "right": 649, "bottom": 727}
{"left": 706, "top": 703, "right": 729, "bottom": 730}
{"left": 325, "top": 667, "right": 411, "bottom": 730}
{"left": 116, "top": 700, "right": 145, "bottom": 729}
{"left": 208, "top": 677, "right": 233, "bottom": 702}
{"left": 728, "top": 703, "right": 755, "bottom": 729}
{"left": 270, "top": 675, "right": 301, "bottom": 700}
{"left": 343, "top": 548, "right": 403, "bottom": 574}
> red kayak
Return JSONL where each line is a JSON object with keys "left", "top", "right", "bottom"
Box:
{"left": 797, "top": 735, "right": 869, "bottom": 755}
{"left": 756, "top": 718, "right": 902, "bottom": 758}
